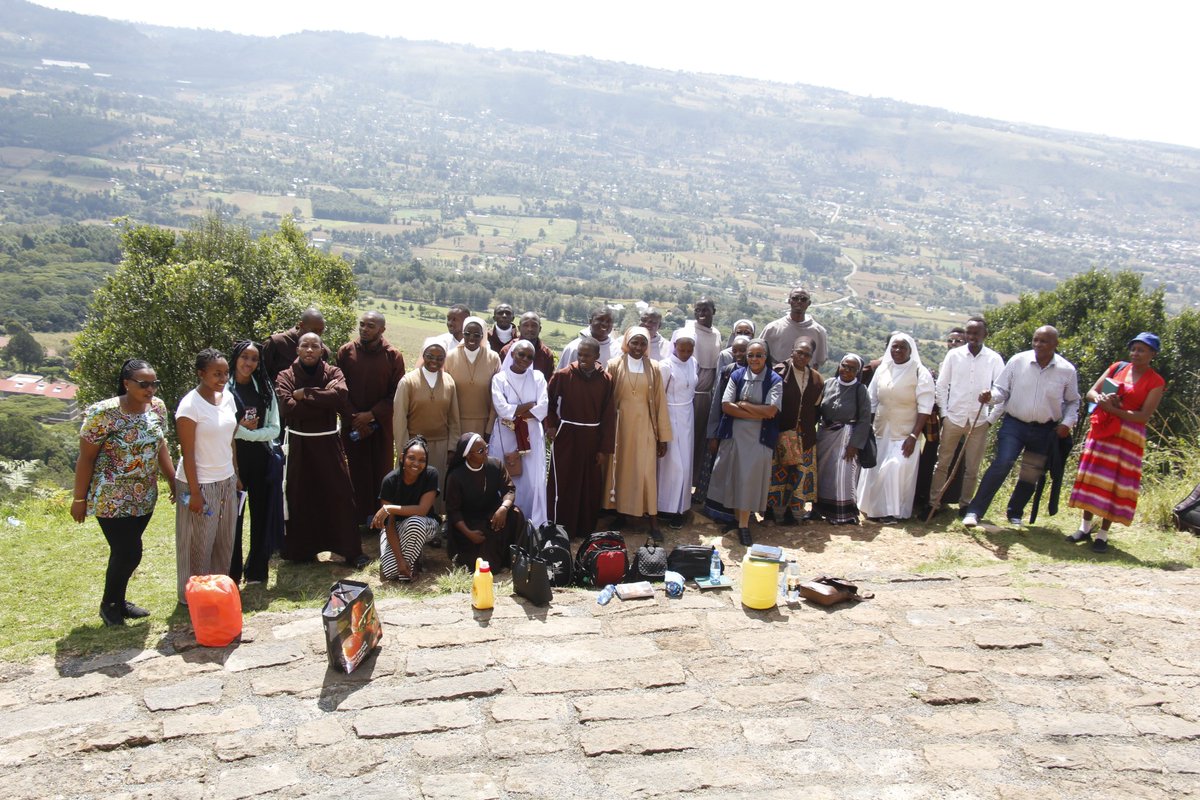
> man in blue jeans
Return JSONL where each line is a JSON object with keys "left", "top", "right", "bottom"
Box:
{"left": 963, "top": 326, "right": 1080, "bottom": 528}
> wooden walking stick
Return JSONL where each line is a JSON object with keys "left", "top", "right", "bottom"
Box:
{"left": 924, "top": 401, "right": 986, "bottom": 523}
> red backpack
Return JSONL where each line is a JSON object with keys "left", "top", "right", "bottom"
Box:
{"left": 574, "top": 531, "right": 628, "bottom": 587}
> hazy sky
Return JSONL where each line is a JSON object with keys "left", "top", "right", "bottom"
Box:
{"left": 34, "top": 0, "right": 1200, "bottom": 149}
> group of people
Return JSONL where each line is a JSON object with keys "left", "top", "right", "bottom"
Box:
{"left": 72, "top": 288, "right": 1166, "bottom": 627}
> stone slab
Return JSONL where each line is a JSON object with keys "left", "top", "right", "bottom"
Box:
{"left": 337, "top": 671, "right": 507, "bottom": 710}
{"left": 406, "top": 646, "right": 496, "bottom": 677}
{"left": 419, "top": 773, "right": 501, "bottom": 800}
{"left": 574, "top": 690, "right": 706, "bottom": 721}
{"left": 354, "top": 699, "right": 478, "bottom": 738}
{"left": 484, "top": 721, "right": 570, "bottom": 757}
{"left": 161, "top": 705, "right": 263, "bottom": 740}
{"left": 489, "top": 695, "right": 564, "bottom": 722}
{"left": 144, "top": 677, "right": 224, "bottom": 711}
{"left": 223, "top": 642, "right": 305, "bottom": 673}
{"left": 0, "top": 695, "right": 135, "bottom": 741}
{"left": 507, "top": 659, "right": 685, "bottom": 694}
{"left": 208, "top": 763, "right": 299, "bottom": 800}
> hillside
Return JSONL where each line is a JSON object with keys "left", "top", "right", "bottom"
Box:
{"left": 1, "top": 0, "right": 1199, "bottom": 340}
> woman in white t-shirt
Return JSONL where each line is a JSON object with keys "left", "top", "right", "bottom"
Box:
{"left": 174, "top": 348, "right": 241, "bottom": 603}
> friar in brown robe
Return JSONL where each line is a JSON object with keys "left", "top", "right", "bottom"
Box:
{"left": 337, "top": 311, "right": 405, "bottom": 525}
{"left": 262, "top": 308, "right": 329, "bottom": 381}
{"left": 276, "top": 333, "right": 362, "bottom": 565}
{"left": 546, "top": 338, "right": 616, "bottom": 539}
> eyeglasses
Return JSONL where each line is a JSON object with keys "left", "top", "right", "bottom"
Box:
{"left": 129, "top": 379, "right": 162, "bottom": 390}
{"left": 512, "top": 352, "right": 534, "bottom": 361}
{"left": 746, "top": 353, "right": 767, "bottom": 359}
{"left": 463, "top": 331, "right": 484, "bottom": 339}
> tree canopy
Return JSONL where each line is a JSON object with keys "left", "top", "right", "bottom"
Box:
{"left": 983, "top": 270, "right": 1200, "bottom": 441}
{"left": 72, "top": 216, "right": 357, "bottom": 418}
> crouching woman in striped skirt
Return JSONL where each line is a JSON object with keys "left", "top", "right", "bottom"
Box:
{"left": 372, "top": 436, "right": 441, "bottom": 580}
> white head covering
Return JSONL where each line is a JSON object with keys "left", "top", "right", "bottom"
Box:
{"left": 420, "top": 337, "right": 445, "bottom": 387}
{"left": 622, "top": 326, "right": 651, "bottom": 373}
{"left": 880, "top": 332, "right": 922, "bottom": 376}
{"left": 668, "top": 329, "right": 698, "bottom": 387}
{"left": 462, "top": 316, "right": 487, "bottom": 340}
{"left": 839, "top": 353, "right": 864, "bottom": 386}
{"left": 505, "top": 339, "right": 536, "bottom": 374}
{"left": 727, "top": 319, "right": 755, "bottom": 346}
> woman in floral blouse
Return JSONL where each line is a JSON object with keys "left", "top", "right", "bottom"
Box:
{"left": 72, "top": 359, "right": 176, "bottom": 627}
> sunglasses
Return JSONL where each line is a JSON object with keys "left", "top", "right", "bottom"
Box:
{"left": 746, "top": 353, "right": 767, "bottom": 359}
{"left": 463, "top": 331, "right": 484, "bottom": 339}
{"left": 129, "top": 379, "right": 162, "bottom": 389}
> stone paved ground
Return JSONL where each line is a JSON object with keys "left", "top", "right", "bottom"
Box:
{"left": 2, "top": 547, "right": 1200, "bottom": 798}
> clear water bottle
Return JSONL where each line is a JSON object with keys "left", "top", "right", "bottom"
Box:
{"left": 179, "top": 491, "right": 214, "bottom": 517}
{"left": 596, "top": 584, "right": 617, "bottom": 605}
{"left": 786, "top": 560, "right": 802, "bottom": 604}
{"left": 709, "top": 546, "right": 722, "bottom": 582}
{"left": 349, "top": 421, "right": 380, "bottom": 442}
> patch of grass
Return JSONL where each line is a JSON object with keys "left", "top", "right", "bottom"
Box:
{"left": 914, "top": 544, "right": 976, "bottom": 574}
{"left": 0, "top": 489, "right": 471, "bottom": 662}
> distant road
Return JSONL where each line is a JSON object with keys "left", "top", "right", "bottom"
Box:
{"left": 814, "top": 252, "right": 859, "bottom": 308}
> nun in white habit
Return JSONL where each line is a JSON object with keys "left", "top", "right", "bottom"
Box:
{"left": 656, "top": 329, "right": 698, "bottom": 524}
{"left": 489, "top": 339, "right": 550, "bottom": 526}
{"left": 855, "top": 332, "right": 935, "bottom": 522}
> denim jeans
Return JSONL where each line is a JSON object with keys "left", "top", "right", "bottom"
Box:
{"left": 966, "top": 416, "right": 1056, "bottom": 520}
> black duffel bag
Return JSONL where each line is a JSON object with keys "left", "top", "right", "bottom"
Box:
{"left": 667, "top": 544, "right": 720, "bottom": 580}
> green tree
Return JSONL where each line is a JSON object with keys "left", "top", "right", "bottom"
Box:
{"left": 72, "top": 217, "right": 357, "bottom": 420}
{"left": 3, "top": 325, "right": 44, "bottom": 371}
{"left": 984, "top": 269, "right": 1198, "bottom": 441}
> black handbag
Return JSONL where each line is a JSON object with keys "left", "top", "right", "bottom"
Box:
{"left": 631, "top": 541, "right": 668, "bottom": 582}
{"left": 510, "top": 522, "right": 552, "bottom": 606}
{"left": 667, "top": 545, "right": 717, "bottom": 580}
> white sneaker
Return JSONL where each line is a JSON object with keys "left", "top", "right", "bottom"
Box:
{"left": 1008, "top": 517, "right": 1022, "bottom": 528}
{"left": 962, "top": 512, "right": 979, "bottom": 528}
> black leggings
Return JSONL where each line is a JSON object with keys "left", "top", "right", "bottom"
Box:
{"left": 231, "top": 440, "right": 270, "bottom": 583}
{"left": 97, "top": 514, "right": 151, "bottom": 608}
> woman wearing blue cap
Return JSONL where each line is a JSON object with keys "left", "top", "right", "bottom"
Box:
{"left": 1066, "top": 332, "right": 1166, "bottom": 553}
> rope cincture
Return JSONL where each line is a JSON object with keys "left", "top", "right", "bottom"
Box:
{"left": 281, "top": 418, "right": 341, "bottom": 521}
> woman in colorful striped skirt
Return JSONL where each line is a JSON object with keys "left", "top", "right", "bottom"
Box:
{"left": 1067, "top": 333, "right": 1166, "bottom": 553}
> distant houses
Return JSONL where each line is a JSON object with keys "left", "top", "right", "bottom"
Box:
{"left": 0, "top": 374, "right": 80, "bottom": 421}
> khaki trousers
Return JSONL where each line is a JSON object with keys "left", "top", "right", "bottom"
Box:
{"left": 931, "top": 419, "right": 990, "bottom": 507}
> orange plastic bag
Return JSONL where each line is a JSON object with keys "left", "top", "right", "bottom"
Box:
{"left": 185, "top": 574, "right": 243, "bottom": 646}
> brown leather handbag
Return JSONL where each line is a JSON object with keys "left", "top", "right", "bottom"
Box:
{"left": 799, "top": 575, "right": 873, "bottom": 606}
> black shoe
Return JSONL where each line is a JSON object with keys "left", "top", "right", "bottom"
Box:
{"left": 667, "top": 514, "right": 683, "bottom": 531}
{"left": 1091, "top": 538, "right": 1108, "bottom": 554}
{"left": 781, "top": 510, "right": 798, "bottom": 526}
{"left": 738, "top": 527, "right": 753, "bottom": 546}
{"left": 123, "top": 601, "right": 150, "bottom": 619}
{"left": 352, "top": 554, "right": 372, "bottom": 569}
{"left": 1066, "top": 529, "right": 1092, "bottom": 543}
{"left": 427, "top": 534, "right": 444, "bottom": 548}
{"left": 762, "top": 507, "right": 776, "bottom": 523}
{"left": 99, "top": 603, "right": 125, "bottom": 627}
{"left": 649, "top": 527, "right": 664, "bottom": 542}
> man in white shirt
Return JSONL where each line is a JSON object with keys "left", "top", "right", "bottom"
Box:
{"left": 963, "top": 326, "right": 1080, "bottom": 528}
{"left": 558, "top": 307, "right": 615, "bottom": 369}
{"left": 641, "top": 307, "right": 670, "bottom": 362}
{"left": 931, "top": 317, "right": 1005, "bottom": 515}
{"left": 760, "top": 286, "right": 828, "bottom": 368}
{"left": 434, "top": 304, "right": 470, "bottom": 353}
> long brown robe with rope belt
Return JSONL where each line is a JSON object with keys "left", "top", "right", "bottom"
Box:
{"left": 546, "top": 362, "right": 616, "bottom": 538}
{"left": 275, "top": 360, "right": 361, "bottom": 563}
